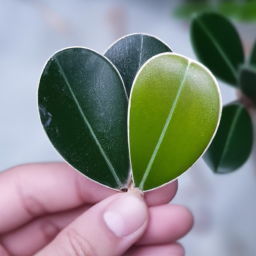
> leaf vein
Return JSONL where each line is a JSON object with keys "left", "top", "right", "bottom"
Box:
{"left": 196, "top": 18, "right": 238, "bottom": 83}
{"left": 139, "top": 61, "right": 191, "bottom": 190}
{"left": 54, "top": 57, "right": 122, "bottom": 188}
{"left": 138, "top": 34, "right": 144, "bottom": 69}
{"left": 217, "top": 105, "right": 242, "bottom": 171}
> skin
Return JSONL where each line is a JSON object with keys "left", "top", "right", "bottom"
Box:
{"left": 0, "top": 163, "right": 193, "bottom": 256}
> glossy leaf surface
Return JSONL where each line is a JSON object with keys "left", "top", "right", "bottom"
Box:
{"left": 38, "top": 48, "right": 129, "bottom": 190}
{"left": 203, "top": 103, "right": 253, "bottom": 173}
{"left": 239, "top": 65, "right": 256, "bottom": 104}
{"left": 104, "top": 33, "right": 172, "bottom": 96}
{"left": 190, "top": 12, "right": 244, "bottom": 86}
{"left": 249, "top": 39, "right": 256, "bottom": 66}
{"left": 129, "top": 53, "right": 221, "bottom": 191}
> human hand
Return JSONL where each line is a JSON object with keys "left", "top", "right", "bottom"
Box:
{"left": 0, "top": 163, "right": 193, "bottom": 256}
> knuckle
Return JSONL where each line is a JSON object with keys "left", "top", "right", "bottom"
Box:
{"left": 21, "top": 195, "right": 46, "bottom": 217}
{"left": 0, "top": 243, "right": 10, "bottom": 256}
{"left": 171, "top": 242, "right": 185, "bottom": 256}
{"left": 18, "top": 185, "right": 46, "bottom": 217}
{"left": 40, "top": 219, "right": 59, "bottom": 243}
{"left": 65, "top": 229, "right": 96, "bottom": 256}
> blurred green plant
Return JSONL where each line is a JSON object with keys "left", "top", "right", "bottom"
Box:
{"left": 190, "top": 12, "right": 255, "bottom": 173}
{"left": 174, "top": 0, "right": 256, "bottom": 23}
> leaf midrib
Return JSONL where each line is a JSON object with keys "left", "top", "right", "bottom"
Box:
{"left": 196, "top": 18, "right": 238, "bottom": 83}
{"left": 139, "top": 61, "right": 191, "bottom": 190}
{"left": 217, "top": 105, "right": 242, "bottom": 171}
{"left": 54, "top": 56, "right": 123, "bottom": 188}
{"left": 138, "top": 34, "right": 144, "bottom": 69}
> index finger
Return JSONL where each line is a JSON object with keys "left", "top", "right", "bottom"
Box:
{"left": 0, "top": 163, "right": 177, "bottom": 233}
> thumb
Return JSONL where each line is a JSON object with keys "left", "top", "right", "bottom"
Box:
{"left": 35, "top": 189, "right": 148, "bottom": 256}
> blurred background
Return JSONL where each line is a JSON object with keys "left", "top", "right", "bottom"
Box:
{"left": 1, "top": 0, "right": 256, "bottom": 255}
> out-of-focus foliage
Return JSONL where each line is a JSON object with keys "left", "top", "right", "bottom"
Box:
{"left": 174, "top": 0, "right": 256, "bottom": 23}
{"left": 249, "top": 40, "right": 256, "bottom": 66}
{"left": 203, "top": 103, "right": 253, "bottom": 174}
{"left": 190, "top": 12, "right": 244, "bottom": 86}
{"left": 191, "top": 11, "right": 255, "bottom": 174}
{"left": 239, "top": 65, "right": 256, "bottom": 104}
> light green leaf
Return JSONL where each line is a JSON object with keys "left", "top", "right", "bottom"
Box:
{"left": 129, "top": 53, "right": 221, "bottom": 191}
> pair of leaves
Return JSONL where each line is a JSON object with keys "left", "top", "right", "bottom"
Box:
{"left": 38, "top": 34, "right": 221, "bottom": 191}
{"left": 191, "top": 12, "right": 254, "bottom": 173}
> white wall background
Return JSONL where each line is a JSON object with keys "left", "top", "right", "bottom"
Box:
{"left": 1, "top": 1, "right": 256, "bottom": 255}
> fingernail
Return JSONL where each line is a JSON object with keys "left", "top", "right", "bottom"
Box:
{"left": 103, "top": 193, "right": 147, "bottom": 238}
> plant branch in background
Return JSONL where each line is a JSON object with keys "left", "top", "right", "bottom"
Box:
{"left": 190, "top": 12, "right": 255, "bottom": 173}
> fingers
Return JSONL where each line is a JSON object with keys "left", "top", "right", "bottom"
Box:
{"left": 0, "top": 206, "right": 89, "bottom": 256}
{"left": 35, "top": 190, "right": 148, "bottom": 256}
{"left": 144, "top": 180, "right": 178, "bottom": 207}
{"left": 0, "top": 163, "right": 178, "bottom": 233}
{"left": 0, "top": 203, "right": 192, "bottom": 255}
{"left": 123, "top": 243, "right": 184, "bottom": 256}
{"left": 137, "top": 204, "right": 193, "bottom": 245}
{"left": 0, "top": 244, "right": 9, "bottom": 256}
{"left": 0, "top": 163, "right": 116, "bottom": 233}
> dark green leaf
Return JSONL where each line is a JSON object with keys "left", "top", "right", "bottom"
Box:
{"left": 190, "top": 12, "right": 244, "bottom": 86}
{"left": 239, "top": 65, "right": 256, "bottom": 104}
{"left": 104, "top": 33, "right": 172, "bottom": 96}
{"left": 129, "top": 53, "right": 221, "bottom": 191}
{"left": 249, "top": 39, "right": 256, "bottom": 66}
{"left": 203, "top": 103, "right": 253, "bottom": 174}
{"left": 38, "top": 47, "right": 129, "bottom": 190}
